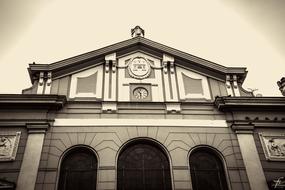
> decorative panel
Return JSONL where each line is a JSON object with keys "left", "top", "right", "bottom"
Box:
{"left": 176, "top": 67, "right": 211, "bottom": 100}
{"left": 0, "top": 132, "right": 21, "bottom": 161}
{"left": 259, "top": 133, "right": 285, "bottom": 161}
{"left": 182, "top": 73, "right": 203, "bottom": 95}
{"left": 76, "top": 72, "right": 97, "bottom": 94}
{"left": 69, "top": 65, "right": 103, "bottom": 99}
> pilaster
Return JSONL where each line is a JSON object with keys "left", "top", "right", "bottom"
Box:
{"left": 225, "top": 75, "right": 234, "bottom": 96}
{"left": 162, "top": 54, "right": 178, "bottom": 102}
{"left": 36, "top": 71, "right": 52, "bottom": 94}
{"left": 232, "top": 123, "right": 269, "bottom": 190}
{"left": 103, "top": 53, "right": 117, "bottom": 112}
{"left": 16, "top": 123, "right": 49, "bottom": 190}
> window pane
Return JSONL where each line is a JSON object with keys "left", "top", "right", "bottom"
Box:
{"left": 118, "top": 142, "right": 172, "bottom": 190}
{"left": 58, "top": 148, "right": 97, "bottom": 190}
{"left": 190, "top": 148, "right": 228, "bottom": 190}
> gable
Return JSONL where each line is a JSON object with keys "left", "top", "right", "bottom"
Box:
{"left": 34, "top": 51, "right": 235, "bottom": 103}
{"left": 24, "top": 36, "right": 252, "bottom": 101}
{"left": 28, "top": 36, "right": 247, "bottom": 83}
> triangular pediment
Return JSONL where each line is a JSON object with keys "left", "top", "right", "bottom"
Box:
{"left": 28, "top": 36, "right": 247, "bottom": 83}
{"left": 24, "top": 36, "right": 252, "bottom": 101}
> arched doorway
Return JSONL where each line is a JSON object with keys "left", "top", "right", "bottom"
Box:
{"left": 117, "top": 140, "right": 172, "bottom": 190}
{"left": 58, "top": 147, "right": 98, "bottom": 190}
{"left": 189, "top": 147, "right": 229, "bottom": 190}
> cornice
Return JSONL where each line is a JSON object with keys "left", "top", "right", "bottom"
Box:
{"left": 0, "top": 94, "right": 66, "bottom": 110}
{"left": 28, "top": 36, "right": 247, "bottom": 83}
{"left": 215, "top": 96, "right": 285, "bottom": 111}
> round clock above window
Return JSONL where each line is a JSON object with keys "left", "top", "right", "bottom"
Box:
{"left": 133, "top": 87, "right": 149, "bottom": 100}
{"left": 128, "top": 57, "right": 151, "bottom": 79}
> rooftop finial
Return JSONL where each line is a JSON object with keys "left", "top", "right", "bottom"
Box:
{"left": 131, "top": 26, "right": 145, "bottom": 37}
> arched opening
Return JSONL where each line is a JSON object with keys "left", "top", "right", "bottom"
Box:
{"left": 189, "top": 147, "right": 229, "bottom": 190}
{"left": 117, "top": 140, "right": 172, "bottom": 190}
{"left": 58, "top": 147, "right": 98, "bottom": 190}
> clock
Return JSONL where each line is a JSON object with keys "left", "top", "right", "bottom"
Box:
{"left": 133, "top": 87, "right": 148, "bottom": 100}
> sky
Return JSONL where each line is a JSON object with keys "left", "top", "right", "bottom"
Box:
{"left": 0, "top": 0, "right": 284, "bottom": 96}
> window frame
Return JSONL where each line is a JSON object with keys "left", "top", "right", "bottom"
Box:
{"left": 188, "top": 145, "right": 231, "bottom": 190}
{"left": 55, "top": 145, "right": 99, "bottom": 190}
{"left": 116, "top": 138, "right": 174, "bottom": 190}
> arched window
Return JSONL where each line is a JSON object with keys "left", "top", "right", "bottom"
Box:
{"left": 117, "top": 140, "right": 172, "bottom": 190}
{"left": 189, "top": 147, "right": 228, "bottom": 190}
{"left": 58, "top": 147, "right": 98, "bottom": 190}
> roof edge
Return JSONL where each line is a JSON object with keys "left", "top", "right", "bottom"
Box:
{"left": 28, "top": 36, "right": 248, "bottom": 83}
{"left": 0, "top": 94, "right": 66, "bottom": 110}
{"left": 214, "top": 96, "right": 285, "bottom": 111}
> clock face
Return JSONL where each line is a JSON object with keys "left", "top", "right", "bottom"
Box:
{"left": 133, "top": 87, "right": 148, "bottom": 100}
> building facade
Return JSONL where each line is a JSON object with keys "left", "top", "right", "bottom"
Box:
{"left": 0, "top": 26, "right": 285, "bottom": 190}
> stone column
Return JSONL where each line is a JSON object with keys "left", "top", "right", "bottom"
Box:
{"left": 232, "top": 124, "right": 269, "bottom": 190}
{"left": 16, "top": 123, "right": 49, "bottom": 190}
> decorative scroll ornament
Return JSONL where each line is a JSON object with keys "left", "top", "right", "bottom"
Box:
{"left": 127, "top": 57, "right": 151, "bottom": 79}
{"left": 0, "top": 132, "right": 21, "bottom": 161}
{"left": 259, "top": 133, "right": 285, "bottom": 161}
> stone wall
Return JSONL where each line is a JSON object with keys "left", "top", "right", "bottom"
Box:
{"left": 35, "top": 124, "right": 249, "bottom": 190}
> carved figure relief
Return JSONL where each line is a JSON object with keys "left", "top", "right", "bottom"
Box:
{"left": 259, "top": 133, "right": 285, "bottom": 161}
{"left": 0, "top": 132, "right": 21, "bottom": 161}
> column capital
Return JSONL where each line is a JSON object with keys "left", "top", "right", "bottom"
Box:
{"left": 26, "top": 123, "right": 50, "bottom": 134}
{"left": 231, "top": 122, "right": 254, "bottom": 134}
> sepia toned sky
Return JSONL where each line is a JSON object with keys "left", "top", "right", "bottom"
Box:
{"left": 0, "top": 0, "right": 284, "bottom": 96}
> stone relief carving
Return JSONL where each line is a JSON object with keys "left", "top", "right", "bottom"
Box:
{"left": 127, "top": 57, "right": 151, "bottom": 79}
{"left": 259, "top": 133, "right": 285, "bottom": 161}
{"left": 0, "top": 132, "right": 21, "bottom": 161}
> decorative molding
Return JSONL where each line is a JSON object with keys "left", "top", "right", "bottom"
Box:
{"left": 259, "top": 133, "right": 285, "bottom": 161}
{"left": 46, "top": 72, "right": 52, "bottom": 86}
{"left": 44, "top": 71, "right": 52, "bottom": 94}
{"left": 0, "top": 119, "right": 55, "bottom": 127}
{"left": 232, "top": 75, "right": 240, "bottom": 96}
{"left": 54, "top": 118, "right": 228, "bottom": 127}
{"left": 162, "top": 54, "right": 174, "bottom": 74}
{"left": 102, "top": 102, "right": 117, "bottom": 113}
{"left": 166, "top": 103, "right": 181, "bottom": 113}
{"left": 170, "top": 62, "right": 175, "bottom": 74}
{"left": 215, "top": 96, "right": 285, "bottom": 111}
{"left": 112, "top": 60, "right": 116, "bottom": 73}
{"left": 26, "top": 123, "right": 50, "bottom": 134}
{"left": 162, "top": 54, "right": 179, "bottom": 101}
{"left": 37, "top": 72, "right": 45, "bottom": 94}
{"left": 127, "top": 57, "right": 151, "bottom": 79}
{"left": 225, "top": 75, "right": 233, "bottom": 96}
{"left": 0, "top": 132, "right": 21, "bottom": 161}
{"left": 163, "top": 61, "right": 168, "bottom": 74}
{"left": 231, "top": 123, "right": 254, "bottom": 134}
{"left": 232, "top": 75, "right": 238, "bottom": 89}
{"left": 0, "top": 94, "right": 66, "bottom": 110}
{"left": 38, "top": 72, "right": 44, "bottom": 86}
{"left": 105, "top": 60, "right": 110, "bottom": 73}
{"left": 104, "top": 53, "right": 117, "bottom": 101}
